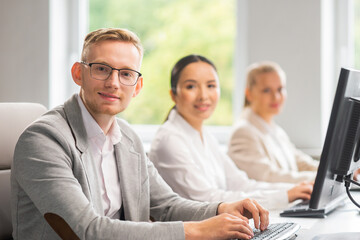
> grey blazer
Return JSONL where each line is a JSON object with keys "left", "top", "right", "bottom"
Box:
{"left": 11, "top": 94, "right": 218, "bottom": 240}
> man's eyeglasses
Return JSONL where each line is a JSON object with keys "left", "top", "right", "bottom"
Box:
{"left": 81, "top": 62, "right": 142, "bottom": 86}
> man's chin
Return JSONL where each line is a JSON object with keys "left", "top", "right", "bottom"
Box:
{"left": 100, "top": 101, "right": 130, "bottom": 116}
{"left": 102, "top": 106, "right": 124, "bottom": 116}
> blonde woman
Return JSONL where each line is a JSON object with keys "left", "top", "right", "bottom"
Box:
{"left": 228, "top": 62, "right": 318, "bottom": 184}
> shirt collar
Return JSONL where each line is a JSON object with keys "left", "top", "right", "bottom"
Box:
{"left": 168, "top": 108, "right": 204, "bottom": 139}
{"left": 243, "top": 107, "right": 275, "bottom": 133}
{"left": 76, "top": 94, "right": 122, "bottom": 144}
{"left": 108, "top": 117, "right": 122, "bottom": 145}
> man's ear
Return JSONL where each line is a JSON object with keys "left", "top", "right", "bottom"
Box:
{"left": 132, "top": 76, "right": 143, "bottom": 97}
{"left": 71, "top": 62, "right": 83, "bottom": 87}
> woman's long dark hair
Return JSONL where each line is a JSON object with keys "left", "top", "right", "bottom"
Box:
{"left": 165, "top": 54, "right": 217, "bottom": 121}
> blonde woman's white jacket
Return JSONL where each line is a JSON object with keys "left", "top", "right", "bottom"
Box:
{"left": 228, "top": 107, "right": 318, "bottom": 184}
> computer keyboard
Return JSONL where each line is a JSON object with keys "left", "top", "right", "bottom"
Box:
{"left": 250, "top": 222, "right": 300, "bottom": 240}
{"left": 286, "top": 199, "right": 310, "bottom": 210}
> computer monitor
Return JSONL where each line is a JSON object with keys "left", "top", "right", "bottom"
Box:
{"left": 281, "top": 67, "right": 360, "bottom": 217}
{"left": 310, "top": 67, "right": 360, "bottom": 209}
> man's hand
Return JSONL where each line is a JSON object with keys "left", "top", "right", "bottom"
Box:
{"left": 217, "top": 198, "right": 269, "bottom": 231}
{"left": 184, "top": 214, "right": 254, "bottom": 240}
{"left": 183, "top": 198, "right": 269, "bottom": 240}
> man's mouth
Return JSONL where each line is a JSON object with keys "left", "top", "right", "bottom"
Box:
{"left": 98, "top": 92, "right": 120, "bottom": 99}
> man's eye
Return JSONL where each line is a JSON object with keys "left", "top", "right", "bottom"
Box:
{"left": 121, "top": 71, "right": 134, "bottom": 78}
{"left": 94, "top": 65, "right": 110, "bottom": 73}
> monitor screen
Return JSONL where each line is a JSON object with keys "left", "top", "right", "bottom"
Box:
{"left": 310, "top": 67, "right": 360, "bottom": 210}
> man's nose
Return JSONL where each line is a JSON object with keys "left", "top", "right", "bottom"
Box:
{"left": 105, "top": 70, "right": 121, "bottom": 88}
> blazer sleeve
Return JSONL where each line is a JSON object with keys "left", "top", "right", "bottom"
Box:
{"left": 147, "top": 156, "right": 219, "bottom": 222}
{"left": 228, "top": 125, "right": 316, "bottom": 184}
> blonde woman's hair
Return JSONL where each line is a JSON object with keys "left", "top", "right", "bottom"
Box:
{"left": 81, "top": 28, "right": 143, "bottom": 62}
{"left": 244, "top": 61, "right": 286, "bottom": 107}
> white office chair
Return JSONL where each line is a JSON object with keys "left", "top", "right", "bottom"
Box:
{"left": 0, "top": 102, "right": 47, "bottom": 239}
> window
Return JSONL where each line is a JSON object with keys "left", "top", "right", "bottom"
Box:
{"left": 89, "top": 0, "right": 236, "bottom": 125}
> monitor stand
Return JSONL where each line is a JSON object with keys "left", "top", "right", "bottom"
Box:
{"left": 280, "top": 194, "right": 346, "bottom": 218}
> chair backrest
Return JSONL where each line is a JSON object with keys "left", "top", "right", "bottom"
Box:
{"left": 0, "top": 102, "right": 47, "bottom": 239}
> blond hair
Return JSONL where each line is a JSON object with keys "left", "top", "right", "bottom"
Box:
{"left": 244, "top": 61, "right": 286, "bottom": 107}
{"left": 81, "top": 28, "right": 143, "bottom": 62}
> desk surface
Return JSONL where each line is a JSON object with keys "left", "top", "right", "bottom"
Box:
{"left": 268, "top": 191, "right": 360, "bottom": 240}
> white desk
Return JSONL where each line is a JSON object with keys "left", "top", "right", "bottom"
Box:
{"left": 268, "top": 191, "right": 360, "bottom": 239}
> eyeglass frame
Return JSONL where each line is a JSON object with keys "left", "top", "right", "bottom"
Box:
{"left": 80, "top": 61, "right": 142, "bottom": 86}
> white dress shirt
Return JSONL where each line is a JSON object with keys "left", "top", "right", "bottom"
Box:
{"left": 149, "top": 109, "right": 293, "bottom": 210}
{"left": 77, "top": 95, "right": 122, "bottom": 218}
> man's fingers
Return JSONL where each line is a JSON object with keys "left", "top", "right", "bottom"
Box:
{"left": 230, "top": 231, "right": 254, "bottom": 240}
{"left": 229, "top": 218, "right": 254, "bottom": 239}
{"left": 220, "top": 214, "right": 254, "bottom": 239}
{"left": 242, "top": 199, "right": 260, "bottom": 229}
{"left": 252, "top": 200, "right": 269, "bottom": 231}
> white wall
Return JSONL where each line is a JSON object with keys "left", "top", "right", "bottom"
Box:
{"left": 0, "top": 0, "right": 50, "bottom": 107}
{"left": 235, "top": 0, "right": 353, "bottom": 154}
{"left": 0, "top": 0, "right": 87, "bottom": 109}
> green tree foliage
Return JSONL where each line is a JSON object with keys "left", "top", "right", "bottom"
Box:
{"left": 90, "top": 0, "right": 235, "bottom": 125}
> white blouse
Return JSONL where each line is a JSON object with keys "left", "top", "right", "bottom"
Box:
{"left": 149, "top": 109, "right": 293, "bottom": 210}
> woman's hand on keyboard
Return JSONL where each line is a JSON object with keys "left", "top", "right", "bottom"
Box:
{"left": 217, "top": 198, "right": 269, "bottom": 231}
{"left": 287, "top": 181, "right": 313, "bottom": 202}
{"left": 353, "top": 168, "right": 360, "bottom": 181}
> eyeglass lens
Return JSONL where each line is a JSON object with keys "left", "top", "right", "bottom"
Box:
{"left": 90, "top": 63, "right": 139, "bottom": 86}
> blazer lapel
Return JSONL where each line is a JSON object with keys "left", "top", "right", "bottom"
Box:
{"left": 245, "top": 108, "right": 291, "bottom": 170}
{"left": 63, "top": 94, "right": 104, "bottom": 215}
{"left": 115, "top": 137, "right": 140, "bottom": 221}
{"left": 262, "top": 135, "right": 291, "bottom": 170}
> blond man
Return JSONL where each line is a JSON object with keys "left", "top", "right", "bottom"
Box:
{"left": 11, "top": 28, "right": 268, "bottom": 240}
